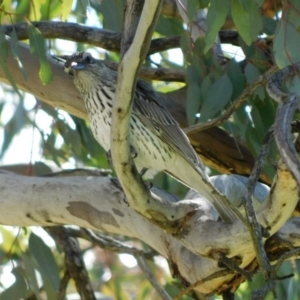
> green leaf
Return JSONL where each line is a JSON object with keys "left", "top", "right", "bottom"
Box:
{"left": 226, "top": 59, "right": 245, "bottom": 99}
{"left": 255, "top": 0, "right": 264, "bottom": 5}
{"left": 39, "top": 60, "right": 52, "bottom": 85}
{"left": 29, "top": 233, "right": 60, "bottom": 292}
{"left": 156, "top": 14, "right": 185, "bottom": 36}
{"left": 0, "top": 25, "right": 22, "bottom": 96}
{"left": 186, "top": 82, "right": 201, "bottom": 125}
{"left": 204, "top": 0, "right": 230, "bottom": 52}
{"left": 0, "top": 268, "right": 28, "bottom": 300}
{"left": 199, "top": 74, "right": 233, "bottom": 121}
{"left": 231, "top": 0, "right": 262, "bottom": 45}
{"left": 0, "top": 227, "right": 17, "bottom": 253}
{"left": 100, "top": 0, "right": 125, "bottom": 32}
{"left": 245, "top": 63, "right": 265, "bottom": 99}
{"left": 10, "top": 28, "right": 27, "bottom": 80}
{"left": 22, "top": 251, "right": 43, "bottom": 300}
{"left": 187, "top": 0, "right": 198, "bottom": 21}
{"left": 1, "top": 99, "right": 26, "bottom": 158}
{"left": 0, "top": 25, "right": 8, "bottom": 60}
{"left": 244, "top": 62, "right": 260, "bottom": 84}
{"left": 28, "top": 23, "right": 53, "bottom": 84}
{"left": 56, "top": 118, "right": 82, "bottom": 156}
{"left": 199, "top": 0, "right": 209, "bottom": 8}
{"left": 262, "top": 16, "right": 277, "bottom": 35}
{"left": 62, "top": 0, "right": 73, "bottom": 21}
{"left": 274, "top": 0, "right": 300, "bottom": 68}
{"left": 29, "top": 0, "right": 42, "bottom": 20}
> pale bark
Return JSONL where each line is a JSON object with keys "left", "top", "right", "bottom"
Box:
{"left": 0, "top": 164, "right": 298, "bottom": 294}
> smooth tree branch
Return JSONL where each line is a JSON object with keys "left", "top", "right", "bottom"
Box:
{"left": 111, "top": 0, "right": 192, "bottom": 226}
{"left": 0, "top": 168, "right": 298, "bottom": 294}
{"left": 266, "top": 63, "right": 300, "bottom": 186}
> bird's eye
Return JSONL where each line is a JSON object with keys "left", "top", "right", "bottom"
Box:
{"left": 85, "top": 55, "right": 93, "bottom": 64}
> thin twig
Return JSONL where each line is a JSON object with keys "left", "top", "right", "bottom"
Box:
{"left": 251, "top": 280, "right": 276, "bottom": 300}
{"left": 69, "top": 228, "right": 157, "bottom": 258}
{"left": 173, "top": 270, "right": 234, "bottom": 300}
{"left": 266, "top": 63, "right": 300, "bottom": 185}
{"left": 273, "top": 248, "right": 300, "bottom": 274}
{"left": 216, "top": 253, "right": 253, "bottom": 281}
{"left": 57, "top": 270, "right": 70, "bottom": 300}
{"left": 241, "top": 130, "right": 274, "bottom": 296}
{"left": 45, "top": 226, "right": 96, "bottom": 300}
{"left": 184, "top": 66, "right": 278, "bottom": 135}
{"left": 3, "top": 21, "right": 180, "bottom": 55}
{"left": 136, "top": 255, "right": 172, "bottom": 300}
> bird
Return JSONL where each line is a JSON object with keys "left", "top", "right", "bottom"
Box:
{"left": 64, "top": 52, "right": 237, "bottom": 222}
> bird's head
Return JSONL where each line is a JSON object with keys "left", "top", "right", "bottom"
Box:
{"left": 64, "top": 52, "right": 107, "bottom": 93}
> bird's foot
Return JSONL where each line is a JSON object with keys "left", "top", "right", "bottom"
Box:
{"left": 146, "top": 181, "right": 153, "bottom": 189}
{"left": 130, "top": 145, "right": 138, "bottom": 159}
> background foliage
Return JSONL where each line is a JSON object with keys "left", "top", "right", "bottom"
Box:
{"left": 0, "top": 0, "right": 300, "bottom": 299}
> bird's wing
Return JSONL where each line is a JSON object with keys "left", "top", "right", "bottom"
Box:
{"left": 132, "top": 80, "right": 200, "bottom": 166}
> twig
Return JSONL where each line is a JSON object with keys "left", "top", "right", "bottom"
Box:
{"left": 246, "top": 129, "right": 273, "bottom": 195}
{"left": 136, "top": 255, "right": 172, "bottom": 300}
{"left": 266, "top": 63, "right": 300, "bottom": 185}
{"left": 241, "top": 129, "right": 275, "bottom": 296}
{"left": 216, "top": 253, "right": 253, "bottom": 281}
{"left": 173, "top": 270, "right": 234, "bottom": 300}
{"left": 251, "top": 280, "right": 276, "bottom": 300}
{"left": 3, "top": 22, "right": 180, "bottom": 56}
{"left": 45, "top": 226, "right": 96, "bottom": 300}
{"left": 69, "top": 228, "right": 157, "bottom": 258}
{"left": 272, "top": 248, "right": 300, "bottom": 274}
{"left": 57, "top": 270, "right": 70, "bottom": 300}
{"left": 184, "top": 66, "right": 278, "bottom": 135}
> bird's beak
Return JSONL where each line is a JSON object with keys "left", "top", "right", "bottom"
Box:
{"left": 70, "top": 61, "right": 86, "bottom": 70}
{"left": 65, "top": 61, "right": 86, "bottom": 76}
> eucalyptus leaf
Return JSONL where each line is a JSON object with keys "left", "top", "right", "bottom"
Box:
{"left": 0, "top": 268, "right": 28, "bottom": 300}
{"left": 10, "top": 28, "right": 27, "bottom": 80}
{"left": 0, "top": 25, "right": 22, "bottom": 96}
{"left": 186, "top": 82, "right": 201, "bottom": 125}
{"left": 22, "top": 251, "right": 43, "bottom": 300}
{"left": 29, "top": 233, "right": 60, "bottom": 292}
{"left": 62, "top": 0, "right": 73, "bottom": 21}
{"left": 274, "top": 2, "right": 300, "bottom": 68}
{"left": 187, "top": 0, "right": 199, "bottom": 21}
{"left": 204, "top": 0, "right": 230, "bottom": 52}
{"left": 1, "top": 99, "right": 25, "bottom": 158}
{"left": 232, "top": 0, "right": 262, "bottom": 45}
{"left": 28, "top": 23, "right": 53, "bottom": 85}
{"left": 199, "top": 74, "right": 233, "bottom": 121}
{"left": 100, "top": 0, "right": 125, "bottom": 32}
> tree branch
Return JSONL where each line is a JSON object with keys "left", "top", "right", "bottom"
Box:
{"left": 266, "top": 63, "right": 300, "bottom": 186}
{"left": 3, "top": 21, "right": 180, "bottom": 55}
{"left": 3, "top": 22, "right": 240, "bottom": 55}
{"left": 111, "top": 0, "right": 196, "bottom": 226}
{"left": 45, "top": 227, "right": 96, "bottom": 300}
{"left": 0, "top": 168, "right": 298, "bottom": 294}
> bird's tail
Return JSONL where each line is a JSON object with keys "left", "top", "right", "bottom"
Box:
{"left": 167, "top": 156, "right": 238, "bottom": 222}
